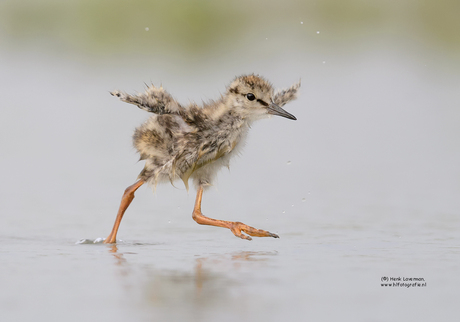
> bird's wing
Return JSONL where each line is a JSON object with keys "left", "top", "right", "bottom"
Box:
{"left": 273, "top": 80, "right": 301, "bottom": 107}
{"left": 110, "top": 85, "right": 184, "bottom": 115}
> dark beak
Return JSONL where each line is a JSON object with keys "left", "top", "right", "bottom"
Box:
{"left": 267, "top": 102, "right": 297, "bottom": 120}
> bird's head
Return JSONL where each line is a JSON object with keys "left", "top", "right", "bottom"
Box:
{"left": 225, "top": 74, "right": 299, "bottom": 121}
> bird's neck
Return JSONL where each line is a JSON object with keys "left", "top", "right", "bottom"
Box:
{"left": 209, "top": 100, "right": 250, "bottom": 129}
{"left": 200, "top": 100, "right": 249, "bottom": 148}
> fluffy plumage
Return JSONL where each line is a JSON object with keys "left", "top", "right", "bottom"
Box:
{"left": 110, "top": 74, "right": 300, "bottom": 191}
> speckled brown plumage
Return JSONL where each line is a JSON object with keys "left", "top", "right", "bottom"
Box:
{"left": 104, "top": 74, "right": 300, "bottom": 244}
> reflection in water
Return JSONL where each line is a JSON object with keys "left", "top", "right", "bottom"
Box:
{"left": 107, "top": 244, "right": 134, "bottom": 294}
{"left": 107, "top": 247, "right": 278, "bottom": 320}
{"left": 108, "top": 245, "right": 127, "bottom": 266}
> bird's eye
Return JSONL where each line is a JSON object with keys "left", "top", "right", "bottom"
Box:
{"left": 246, "top": 93, "right": 255, "bottom": 101}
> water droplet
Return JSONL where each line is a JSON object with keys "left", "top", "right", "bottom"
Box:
{"left": 282, "top": 211, "right": 286, "bottom": 214}
{"left": 266, "top": 37, "right": 268, "bottom": 40}
{"left": 75, "top": 239, "right": 91, "bottom": 244}
{"left": 322, "top": 61, "right": 326, "bottom": 64}
{"left": 287, "top": 161, "right": 291, "bottom": 165}
{"left": 302, "top": 198, "right": 306, "bottom": 202}
{"left": 308, "top": 191, "right": 311, "bottom": 195}
{"left": 300, "top": 21, "right": 303, "bottom": 24}
{"left": 316, "top": 31, "right": 320, "bottom": 34}
{"left": 168, "top": 221, "right": 171, "bottom": 224}
{"left": 291, "top": 204, "right": 294, "bottom": 207}
{"left": 145, "top": 27, "right": 149, "bottom": 31}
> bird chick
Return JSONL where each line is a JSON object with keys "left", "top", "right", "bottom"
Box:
{"left": 104, "top": 74, "right": 300, "bottom": 243}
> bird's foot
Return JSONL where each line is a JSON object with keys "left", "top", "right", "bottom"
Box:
{"left": 230, "top": 222, "right": 279, "bottom": 241}
{"left": 103, "top": 234, "right": 116, "bottom": 244}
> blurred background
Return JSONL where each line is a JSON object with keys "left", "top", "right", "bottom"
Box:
{"left": 1, "top": 0, "right": 459, "bottom": 321}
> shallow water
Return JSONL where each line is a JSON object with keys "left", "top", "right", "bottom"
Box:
{"left": 1, "top": 205, "right": 459, "bottom": 321}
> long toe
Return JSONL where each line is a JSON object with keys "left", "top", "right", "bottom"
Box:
{"left": 232, "top": 222, "right": 280, "bottom": 239}
{"left": 238, "top": 234, "right": 253, "bottom": 241}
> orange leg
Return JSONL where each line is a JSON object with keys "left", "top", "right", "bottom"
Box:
{"left": 192, "top": 186, "right": 279, "bottom": 241}
{"left": 104, "top": 180, "right": 145, "bottom": 244}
